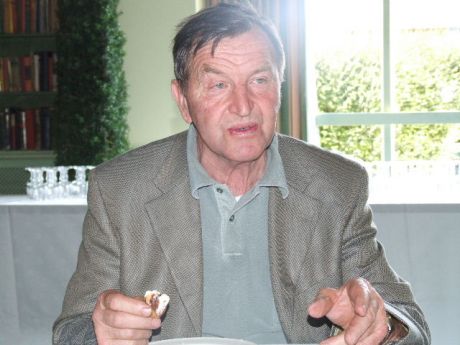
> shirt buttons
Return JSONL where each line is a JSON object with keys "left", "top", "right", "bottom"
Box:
{"left": 216, "top": 187, "right": 223, "bottom": 193}
{"left": 229, "top": 215, "right": 235, "bottom": 222}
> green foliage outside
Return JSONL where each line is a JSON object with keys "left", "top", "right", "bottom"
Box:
{"left": 316, "top": 30, "right": 460, "bottom": 162}
{"left": 316, "top": 53, "right": 383, "bottom": 161}
{"left": 54, "top": 0, "right": 129, "bottom": 166}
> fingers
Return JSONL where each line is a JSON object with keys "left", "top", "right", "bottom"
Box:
{"left": 346, "top": 278, "right": 372, "bottom": 317}
{"left": 308, "top": 288, "right": 339, "bottom": 318}
{"left": 319, "top": 332, "right": 345, "bottom": 345}
{"left": 342, "top": 298, "right": 387, "bottom": 345}
{"left": 93, "top": 290, "right": 161, "bottom": 344}
{"left": 93, "top": 316, "right": 155, "bottom": 345}
{"left": 309, "top": 279, "right": 375, "bottom": 322}
{"left": 99, "top": 306, "right": 160, "bottom": 330}
{"left": 310, "top": 278, "right": 390, "bottom": 345}
{"left": 97, "top": 341, "right": 147, "bottom": 345}
{"left": 97, "top": 338, "right": 150, "bottom": 345}
{"left": 100, "top": 290, "right": 152, "bottom": 317}
{"left": 96, "top": 322, "right": 154, "bottom": 340}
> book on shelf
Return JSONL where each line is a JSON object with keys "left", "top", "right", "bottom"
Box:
{"left": 18, "top": 0, "right": 26, "bottom": 33}
{"left": 0, "top": 3, "right": 3, "bottom": 35}
{"left": 16, "top": 109, "right": 26, "bottom": 148}
{"left": 0, "top": 109, "right": 11, "bottom": 149}
{"left": 3, "top": 0, "right": 15, "bottom": 33}
{"left": 0, "top": 106, "right": 52, "bottom": 150}
{"left": 34, "top": 106, "right": 41, "bottom": 148}
{"left": 0, "top": 59, "right": 4, "bottom": 91}
{"left": 38, "top": 51, "right": 48, "bottom": 91}
{"left": 20, "top": 55, "right": 33, "bottom": 91}
{"left": 1, "top": 0, "right": 58, "bottom": 33}
{"left": 9, "top": 56, "right": 21, "bottom": 91}
{"left": 25, "top": 108, "right": 35, "bottom": 149}
{"left": 8, "top": 108, "right": 17, "bottom": 149}
{"left": 1, "top": 52, "right": 57, "bottom": 92}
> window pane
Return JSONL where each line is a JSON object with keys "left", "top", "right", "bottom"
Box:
{"left": 309, "top": 0, "right": 382, "bottom": 113}
{"left": 309, "top": 0, "right": 460, "bottom": 169}
{"left": 393, "top": 0, "right": 460, "bottom": 112}
{"left": 395, "top": 123, "right": 460, "bottom": 160}
{"left": 319, "top": 125, "right": 382, "bottom": 162}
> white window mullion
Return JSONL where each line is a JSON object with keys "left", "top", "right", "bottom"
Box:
{"left": 305, "top": 0, "right": 321, "bottom": 145}
{"left": 382, "top": 0, "right": 394, "bottom": 161}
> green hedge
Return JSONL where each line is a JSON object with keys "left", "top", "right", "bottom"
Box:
{"left": 54, "top": 0, "right": 129, "bottom": 166}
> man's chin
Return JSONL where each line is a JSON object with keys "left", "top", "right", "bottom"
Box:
{"left": 226, "top": 147, "right": 268, "bottom": 165}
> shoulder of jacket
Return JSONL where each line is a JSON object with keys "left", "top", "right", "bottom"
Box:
{"left": 87, "top": 131, "right": 187, "bottom": 198}
{"left": 278, "top": 134, "right": 366, "bottom": 176}
{"left": 94, "top": 131, "right": 187, "bottom": 177}
{"left": 277, "top": 134, "right": 368, "bottom": 201}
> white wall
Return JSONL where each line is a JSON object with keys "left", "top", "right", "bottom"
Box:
{"left": 118, "top": 0, "right": 196, "bottom": 149}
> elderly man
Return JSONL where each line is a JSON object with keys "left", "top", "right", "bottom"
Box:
{"left": 53, "top": 3, "right": 429, "bottom": 345}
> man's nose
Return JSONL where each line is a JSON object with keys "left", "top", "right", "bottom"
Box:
{"left": 229, "top": 86, "right": 252, "bottom": 116}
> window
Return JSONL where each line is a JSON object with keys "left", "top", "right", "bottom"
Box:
{"left": 305, "top": 0, "right": 460, "bottom": 201}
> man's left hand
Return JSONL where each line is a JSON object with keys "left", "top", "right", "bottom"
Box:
{"left": 308, "top": 277, "right": 390, "bottom": 345}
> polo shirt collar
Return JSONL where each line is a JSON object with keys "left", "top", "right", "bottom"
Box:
{"left": 186, "top": 124, "right": 289, "bottom": 199}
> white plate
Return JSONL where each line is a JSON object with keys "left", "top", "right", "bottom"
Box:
{"left": 150, "top": 337, "right": 256, "bottom": 345}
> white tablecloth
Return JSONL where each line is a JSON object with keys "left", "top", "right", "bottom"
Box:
{"left": 0, "top": 196, "right": 459, "bottom": 344}
{"left": 371, "top": 203, "right": 460, "bottom": 345}
{"left": 0, "top": 197, "right": 87, "bottom": 345}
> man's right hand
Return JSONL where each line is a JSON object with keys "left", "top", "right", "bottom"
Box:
{"left": 92, "top": 289, "right": 161, "bottom": 345}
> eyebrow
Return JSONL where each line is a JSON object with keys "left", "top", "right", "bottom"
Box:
{"left": 201, "top": 63, "right": 274, "bottom": 77}
{"left": 201, "top": 64, "right": 223, "bottom": 75}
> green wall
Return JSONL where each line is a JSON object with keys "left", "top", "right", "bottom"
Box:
{"left": 118, "top": 0, "right": 196, "bottom": 148}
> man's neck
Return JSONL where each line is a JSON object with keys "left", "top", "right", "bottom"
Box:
{"left": 200, "top": 153, "right": 267, "bottom": 196}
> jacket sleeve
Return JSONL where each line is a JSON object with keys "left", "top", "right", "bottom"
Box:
{"left": 340, "top": 165, "right": 430, "bottom": 344}
{"left": 52, "top": 313, "right": 96, "bottom": 345}
{"left": 52, "top": 171, "right": 121, "bottom": 345}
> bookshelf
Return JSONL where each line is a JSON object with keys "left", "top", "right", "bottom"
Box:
{"left": 0, "top": 33, "right": 56, "bottom": 55}
{"left": 0, "top": 90, "right": 55, "bottom": 108}
{"left": 1, "top": 0, "right": 58, "bottom": 194}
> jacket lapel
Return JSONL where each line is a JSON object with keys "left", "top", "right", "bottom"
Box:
{"left": 144, "top": 132, "right": 203, "bottom": 334}
{"left": 269, "top": 136, "right": 322, "bottom": 341}
{"left": 268, "top": 187, "right": 321, "bottom": 339}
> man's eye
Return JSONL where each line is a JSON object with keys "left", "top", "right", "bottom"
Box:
{"left": 254, "top": 77, "right": 268, "bottom": 84}
{"left": 214, "top": 82, "right": 225, "bottom": 89}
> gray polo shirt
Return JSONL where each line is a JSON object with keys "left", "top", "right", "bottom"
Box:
{"left": 187, "top": 125, "right": 289, "bottom": 343}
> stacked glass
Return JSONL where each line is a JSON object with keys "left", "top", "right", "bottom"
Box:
{"left": 25, "top": 166, "right": 95, "bottom": 200}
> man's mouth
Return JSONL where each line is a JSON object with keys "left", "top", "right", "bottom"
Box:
{"left": 229, "top": 124, "right": 258, "bottom": 135}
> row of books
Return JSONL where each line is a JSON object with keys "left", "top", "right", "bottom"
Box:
{"left": 0, "top": 107, "right": 52, "bottom": 150}
{"left": 0, "top": 52, "right": 57, "bottom": 92}
{"left": 1, "top": 0, "right": 58, "bottom": 34}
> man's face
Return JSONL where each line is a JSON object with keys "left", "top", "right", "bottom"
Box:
{"left": 172, "top": 28, "right": 282, "bottom": 168}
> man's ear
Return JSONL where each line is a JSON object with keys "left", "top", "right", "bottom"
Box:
{"left": 171, "top": 79, "right": 192, "bottom": 124}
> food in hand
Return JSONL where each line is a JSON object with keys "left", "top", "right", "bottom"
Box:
{"left": 144, "top": 290, "right": 170, "bottom": 319}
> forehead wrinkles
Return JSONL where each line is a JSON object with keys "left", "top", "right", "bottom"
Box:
{"left": 190, "top": 29, "right": 278, "bottom": 78}
{"left": 192, "top": 46, "right": 277, "bottom": 82}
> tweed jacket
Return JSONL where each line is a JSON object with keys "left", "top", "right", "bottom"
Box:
{"left": 53, "top": 131, "right": 430, "bottom": 344}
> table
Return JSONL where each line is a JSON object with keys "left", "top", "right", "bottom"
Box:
{"left": 1, "top": 196, "right": 459, "bottom": 344}
{"left": 0, "top": 196, "right": 87, "bottom": 345}
{"left": 371, "top": 203, "right": 460, "bottom": 345}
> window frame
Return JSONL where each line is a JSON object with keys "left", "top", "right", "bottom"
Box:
{"left": 306, "top": 0, "right": 460, "bottom": 161}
